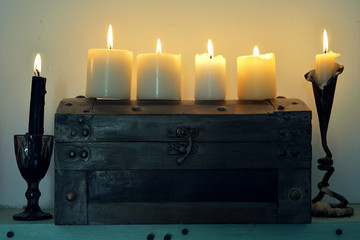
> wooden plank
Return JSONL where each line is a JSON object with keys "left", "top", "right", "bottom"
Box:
{"left": 55, "top": 141, "right": 311, "bottom": 170}
{"left": 56, "top": 98, "right": 310, "bottom": 115}
{"left": 56, "top": 97, "right": 95, "bottom": 114}
{"left": 269, "top": 98, "right": 312, "bottom": 113}
{"left": 55, "top": 114, "right": 311, "bottom": 142}
{"left": 88, "top": 170, "right": 277, "bottom": 203}
{"left": 277, "top": 168, "right": 311, "bottom": 223}
{"left": 87, "top": 202, "right": 277, "bottom": 224}
{"left": 55, "top": 98, "right": 311, "bottom": 143}
{"left": 54, "top": 170, "right": 88, "bottom": 225}
{"left": 56, "top": 99, "right": 276, "bottom": 115}
{"left": 54, "top": 114, "right": 278, "bottom": 143}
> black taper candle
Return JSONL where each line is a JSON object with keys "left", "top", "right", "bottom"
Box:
{"left": 28, "top": 71, "right": 47, "bottom": 135}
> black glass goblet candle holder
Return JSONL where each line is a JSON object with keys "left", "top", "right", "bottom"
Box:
{"left": 13, "top": 134, "right": 54, "bottom": 220}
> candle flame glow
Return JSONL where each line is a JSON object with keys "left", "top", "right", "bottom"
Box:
{"left": 108, "top": 24, "right": 113, "bottom": 49}
{"left": 34, "top": 53, "right": 41, "bottom": 76}
{"left": 253, "top": 45, "right": 259, "bottom": 56}
{"left": 208, "top": 39, "right": 214, "bottom": 59}
{"left": 156, "top": 38, "right": 162, "bottom": 54}
{"left": 323, "top": 29, "right": 328, "bottom": 54}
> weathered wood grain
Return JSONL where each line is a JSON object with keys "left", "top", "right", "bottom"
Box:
{"left": 55, "top": 141, "right": 311, "bottom": 171}
{"left": 56, "top": 98, "right": 310, "bottom": 115}
{"left": 88, "top": 170, "right": 277, "bottom": 203}
{"left": 54, "top": 98, "right": 312, "bottom": 224}
{"left": 87, "top": 202, "right": 278, "bottom": 224}
{"left": 54, "top": 170, "right": 87, "bottom": 225}
{"left": 55, "top": 114, "right": 311, "bottom": 142}
{"left": 277, "top": 168, "right": 311, "bottom": 223}
{"left": 55, "top": 98, "right": 311, "bottom": 143}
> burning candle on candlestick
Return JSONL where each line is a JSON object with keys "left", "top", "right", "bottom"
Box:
{"left": 314, "top": 29, "right": 340, "bottom": 89}
{"left": 304, "top": 29, "right": 352, "bottom": 217}
{"left": 28, "top": 53, "right": 46, "bottom": 135}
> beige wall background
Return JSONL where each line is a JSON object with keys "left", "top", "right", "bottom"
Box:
{"left": 0, "top": 0, "right": 359, "bottom": 208}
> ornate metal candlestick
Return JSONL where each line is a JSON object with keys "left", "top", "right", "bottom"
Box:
{"left": 13, "top": 134, "right": 54, "bottom": 220}
{"left": 305, "top": 64, "right": 354, "bottom": 217}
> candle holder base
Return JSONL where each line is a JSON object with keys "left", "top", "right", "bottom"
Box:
{"left": 13, "top": 209, "right": 52, "bottom": 221}
{"left": 305, "top": 64, "right": 354, "bottom": 218}
{"left": 312, "top": 202, "right": 354, "bottom": 218}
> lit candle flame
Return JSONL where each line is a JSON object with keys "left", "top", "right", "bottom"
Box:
{"left": 34, "top": 53, "right": 41, "bottom": 76}
{"left": 156, "top": 38, "right": 162, "bottom": 54}
{"left": 108, "top": 24, "right": 113, "bottom": 49}
{"left": 253, "top": 45, "right": 259, "bottom": 56}
{"left": 208, "top": 39, "right": 214, "bottom": 59}
{"left": 323, "top": 29, "right": 328, "bottom": 54}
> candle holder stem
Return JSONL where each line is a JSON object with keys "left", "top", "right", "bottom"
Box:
{"left": 13, "top": 134, "right": 53, "bottom": 220}
{"left": 305, "top": 65, "right": 354, "bottom": 217}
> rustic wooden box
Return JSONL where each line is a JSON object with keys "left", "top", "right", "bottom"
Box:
{"left": 54, "top": 98, "right": 312, "bottom": 225}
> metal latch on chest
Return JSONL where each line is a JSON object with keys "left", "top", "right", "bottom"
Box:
{"left": 166, "top": 126, "right": 199, "bottom": 164}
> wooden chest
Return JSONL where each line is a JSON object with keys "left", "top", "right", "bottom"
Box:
{"left": 54, "top": 97, "right": 312, "bottom": 225}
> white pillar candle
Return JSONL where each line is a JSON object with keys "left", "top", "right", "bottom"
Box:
{"left": 195, "top": 39, "right": 226, "bottom": 100}
{"left": 86, "top": 24, "right": 133, "bottom": 99}
{"left": 315, "top": 29, "right": 340, "bottom": 89}
{"left": 237, "top": 46, "right": 276, "bottom": 100}
{"left": 137, "top": 39, "right": 181, "bottom": 100}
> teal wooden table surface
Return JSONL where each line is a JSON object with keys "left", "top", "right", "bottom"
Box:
{"left": 1, "top": 206, "right": 359, "bottom": 240}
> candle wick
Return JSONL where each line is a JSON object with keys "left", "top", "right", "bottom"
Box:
{"left": 324, "top": 49, "right": 328, "bottom": 54}
{"left": 35, "top": 69, "right": 40, "bottom": 77}
{"left": 210, "top": 55, "right": 213, "bottom": 60}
